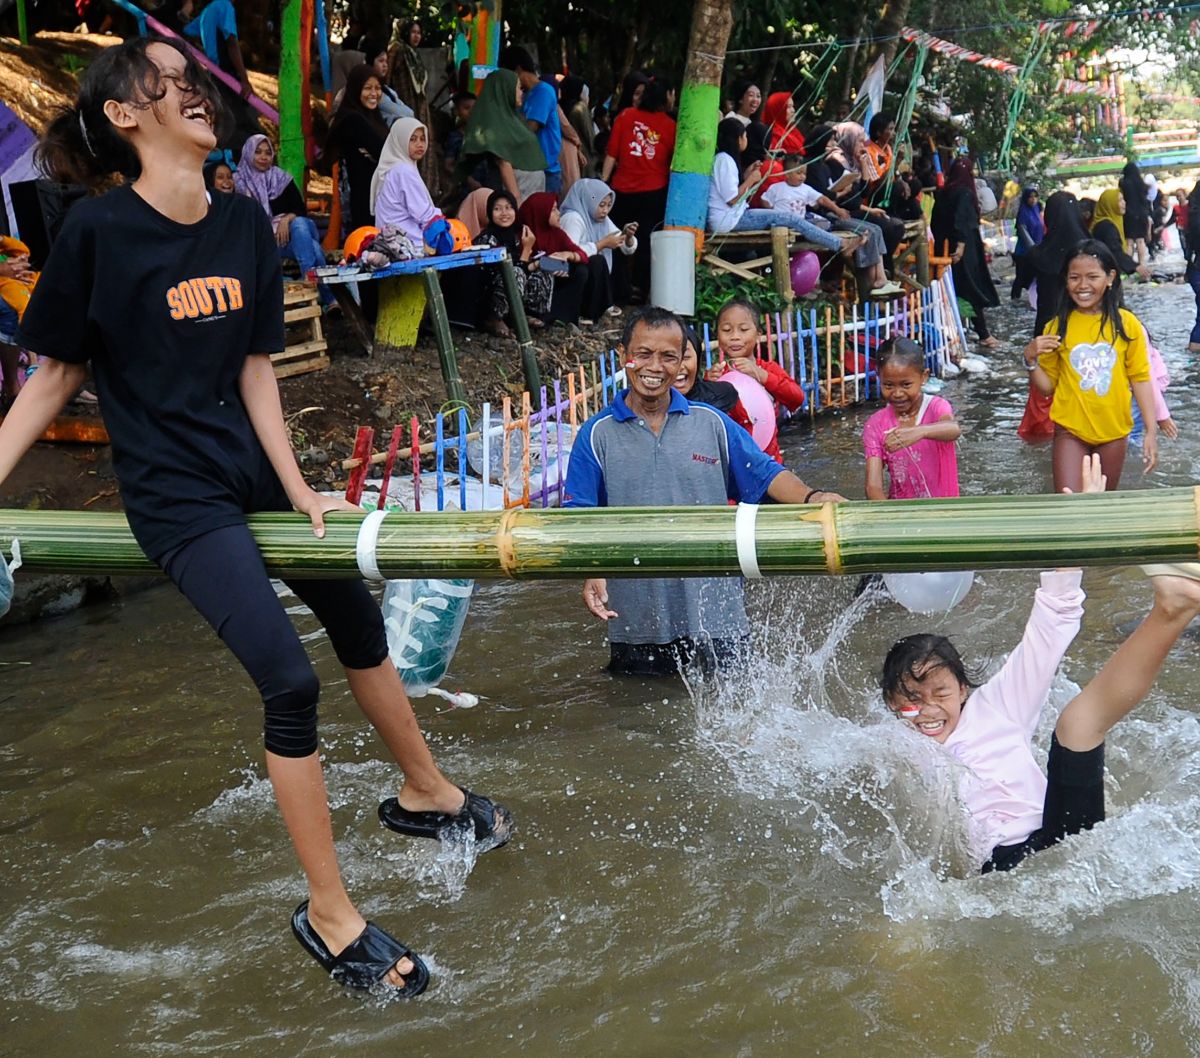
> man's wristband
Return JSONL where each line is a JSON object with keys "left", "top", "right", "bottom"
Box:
{"left": 803, "top": 488, "right": 821, "bottom": 503}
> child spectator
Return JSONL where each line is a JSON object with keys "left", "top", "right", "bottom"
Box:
{"left": 234, "top": 134, "right": 332, "bottom": 308}
{"left": 517, "top": 192, "right": 593, "bottom": 325}
{"left": 762, "top": 155, "right": 896, "bottom": 296}
{"left": 442, "top": 90, "right": 476, "bottom": 182}
{"left": 358, "top": 39, "right": 415, "bottom": 127}
{"left": 708, "top": 297, "right": 804, "bottom": 464}
{"left": 863, "top": 337, "right": 961, "bottom": 500}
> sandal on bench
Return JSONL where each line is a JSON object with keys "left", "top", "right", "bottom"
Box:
{"left": 379, "top": 786, "right": 513, "bottom": 850}
{"left": 291, "top": 900, "right": 429, "bottom": 995}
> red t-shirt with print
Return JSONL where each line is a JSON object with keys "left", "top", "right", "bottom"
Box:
{"left": 606, "top": 108, "right": 677, "bottom": 194}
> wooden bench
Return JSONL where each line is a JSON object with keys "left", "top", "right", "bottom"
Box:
{"left": 703, "top": 226, "right": 860, "bottom": 304}
{"left": 270, "top": 281, "right": 330, "bottom": 380}
{"left": 318, "top": 246, "right": 539, "bottom": 406}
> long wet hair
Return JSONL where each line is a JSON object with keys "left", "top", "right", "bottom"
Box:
{"left": 38, "top": 35, "right": 227, "bottom": 188}
{"left": 881, "top": 634, "right": 983, "bottom": 705}
{"left": 1055, "top": 238, "right": 1129, "bottom": 342}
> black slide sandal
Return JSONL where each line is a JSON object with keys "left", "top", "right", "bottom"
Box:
{"left": 378, "top": 787, "right": 514, "bottom": 850}
{"left": 291, "top": 901, "right": 430, "bottom": 995}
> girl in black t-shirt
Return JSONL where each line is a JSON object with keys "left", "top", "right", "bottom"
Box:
{"left": 0, "top": 37, "right": 511, "bottom": 996}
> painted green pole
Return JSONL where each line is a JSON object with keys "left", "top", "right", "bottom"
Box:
{"left": 2, "top": 489, "right": 1199, "bottom": 580}
{"left": 277, "top": 0, "right": 305, "bottom": 186}
{"left": 16, "top": 0, "right": 28, "bottom": 45}
{"left": 663, "top": 0, "right": 734, "bottom": 240}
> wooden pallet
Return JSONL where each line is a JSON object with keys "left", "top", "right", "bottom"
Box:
{"left": 272, "top": 281, "right": 330, "bottom": 379}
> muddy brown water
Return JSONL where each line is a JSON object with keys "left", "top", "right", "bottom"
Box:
{"left": 3, "top": 274, "right": 1200, "bottom": 1057}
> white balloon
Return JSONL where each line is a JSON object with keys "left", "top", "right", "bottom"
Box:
{"left": 882, "top": 571, "right": 975, "bottom": 614}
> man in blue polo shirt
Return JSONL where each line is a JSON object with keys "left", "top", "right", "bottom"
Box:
{"left": 565, "top": 306, "right": 847, "bottom": 676}
{"left": 501, "top": 46, "right": 563, "bottom": 195}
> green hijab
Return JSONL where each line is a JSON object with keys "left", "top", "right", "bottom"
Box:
{"left": 461, "top": 68, "right": 547, "bottom": 173}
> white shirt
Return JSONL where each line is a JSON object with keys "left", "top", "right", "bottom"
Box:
{"left": 707, "top": 153, "right": 747, "bottom": 234}
{"left": 761, "top": 180, "right": 822, "bottom": 218}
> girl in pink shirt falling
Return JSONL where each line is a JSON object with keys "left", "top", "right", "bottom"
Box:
{"left": 881, "top": 455, "right": 1200, "bottom": 873}
{"left": 864, "top": 337, "right": 961, "bottom": 500}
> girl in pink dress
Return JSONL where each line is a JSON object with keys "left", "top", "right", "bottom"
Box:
{"left": 864, "top": 337, "right": 961, "bottom": 500}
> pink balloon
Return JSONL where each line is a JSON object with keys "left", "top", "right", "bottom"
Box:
{"left": 789, "top": 250, "right": 821, "bottom": 297}
{"left": 723, "top": 369, "right": 776, "bottom": 450}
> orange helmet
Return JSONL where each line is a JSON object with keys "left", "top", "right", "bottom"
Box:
{"left": 343, "top": 225, "right": 379, "bottom": 262}
{"left": 446, "top": 217, "right": 471, "bottom": 251}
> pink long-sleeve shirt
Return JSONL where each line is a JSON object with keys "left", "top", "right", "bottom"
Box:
{"left": 941, "top": 570, "right": 1085, "bottom": 853}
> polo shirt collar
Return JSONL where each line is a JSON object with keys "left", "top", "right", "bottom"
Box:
{"left": 612, "top": 388, "right": 691, "bottom": 422}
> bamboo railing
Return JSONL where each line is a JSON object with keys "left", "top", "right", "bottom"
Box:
{"left": 2, "top": 488, "right": 1196, "bottom": 580}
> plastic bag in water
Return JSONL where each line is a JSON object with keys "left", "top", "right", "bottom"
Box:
{"left": 382, "top": 578, "right": 473, "bottom": 698}
{"left": 0, "top": 539, "right": 22, "bottom": 620}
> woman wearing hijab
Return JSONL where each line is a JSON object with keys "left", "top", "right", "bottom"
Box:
{"left": 560, "top": 76, "right": 596, "bottom": 176}
{"left": 559, "top": 178, "right": 636, "bottom": 313}
{"left": 1017, "top": 190, "right": 1091, "bottom": 441}
{"left": 1011, "top": 187, "right": 1044, "bottom": 301}
{"left": 456, "top": 187, "right": 494, "bottom": 240}
{"left": 235, "top": 134, "right": 332, "bottom": 307}
{"left": 1090, "top": 188, "right": 1151, "bottom": 281}
{"left": 1119, "top": 160, "right": 1150, "bottom": 268}
{"left": 459, "top": 69, "right": 547, "bottom": 204}
{"left": 473, "top": 189, "right": 553, "bottom": 337}
{"left": 370, "top": 117, "right": 440, "bottom": 244}
{"left": 931, "top": 157, "right": 999, "bottom": 347}
{"left": 387, "top": 19, "right": 439, "bottom": 197}
{"left": 325, "top": 65, "right": 389, "bottom": 229}
{"left": 518, "top": 191, "right": 593, "bottom": 325}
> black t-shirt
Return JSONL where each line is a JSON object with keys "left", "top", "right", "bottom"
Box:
{"left": 18, "top": 184, "right": 290, "bottom": 561}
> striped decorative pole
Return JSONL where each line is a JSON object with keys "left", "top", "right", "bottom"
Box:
{"left": 277, "top": 0, "right": 306, "bottom": 187}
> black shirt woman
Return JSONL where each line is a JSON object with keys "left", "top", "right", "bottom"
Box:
{"left": 3, "top": 37, "right": 510, "bottom": 996}
{"left": 930, "top": 157, "right": 999, "bottom": 347}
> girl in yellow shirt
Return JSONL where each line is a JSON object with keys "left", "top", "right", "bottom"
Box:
{"left": 1023, "top": 239, "right": 1156, "bottom": 492}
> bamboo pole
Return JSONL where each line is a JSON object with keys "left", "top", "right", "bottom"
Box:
{"left": 2, "top": 489, "right": 1198, "bottom": 580}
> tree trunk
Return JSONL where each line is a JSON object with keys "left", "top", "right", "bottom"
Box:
{"left": 663, "top": 0, "right": 734, "bottom": 237}
{"left": 867, "top": 0, "right": 913, "bottom": 70}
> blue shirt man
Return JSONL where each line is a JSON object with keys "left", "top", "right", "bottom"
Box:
{"left": 183, "top": 0, "right": 251, "bottom": 94}
{"left": 502, "top": 47, "right": 562, "bottom": 194}
{"left": 564, "top": 307, "right": 844, "bottom": 676}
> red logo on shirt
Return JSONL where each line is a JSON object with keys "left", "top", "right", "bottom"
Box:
{"left": 692, "top": 452, "right": 719, "bottom": 465}
{"left": 165, "top": 277, "right": 244, "bottom": 321}
{"left": 628, "top": 120, "right": 662, "bottom": 160}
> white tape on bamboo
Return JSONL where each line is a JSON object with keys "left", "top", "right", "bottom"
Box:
{"left": 735, "top": 502, "right": 762, "bottom": 579}
{"left": 356, "top": 509, "right": 388, "bottom": 581}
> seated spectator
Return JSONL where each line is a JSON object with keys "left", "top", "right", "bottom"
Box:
{"left": 0, "top": 245, "right": 38, "bottom": 411}
{"left": 859, "top": 112, "right": 897, "bottom": 200}
{"left": 458, "top": 69, "right": 547, "bottom": 204}
{"left": 456, "top": 187, "right": 493, "bottom": 240}
{"left": 370, "top": 118, "right": 440, "bottom": 245}
{"left": 358, "top": 39, "right": 415, "bottom": 127}
{"left": 707, "top": 119, "right": 863, "bottom": 266}
{"left": 601, "top": 80, "right": 676, "bottom": 300}
{"left": 763, "top": 154, "right": 896, "bottom": 296}
{"left": 325, "top": 65, "right": 389, "bottom": 229}
{"left": 474, "top": 189, "right": 553, "bottom": 337}
{"left": 204, "top": 158, "right": 236, "bottom": 193}
{"left": 518, "top": 192, "right": 594, "bottom": 325}
{"left": 559, "top": 178, "right": 635, "bottom": 317}
{"left": 234, "top": 134, "right": 333, "bottom": 307}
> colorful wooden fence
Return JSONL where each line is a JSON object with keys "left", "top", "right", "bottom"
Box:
{"left": 342, "top": 272, "right": 969, "bottom": 513}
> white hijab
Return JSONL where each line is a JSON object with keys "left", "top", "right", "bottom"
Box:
{"left": 369, "top": 116, "right": 425, "bottom": 213}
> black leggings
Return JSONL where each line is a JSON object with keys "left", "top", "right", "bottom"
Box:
{"left": 161, "top": 523, "right": 389, "bottom": 758}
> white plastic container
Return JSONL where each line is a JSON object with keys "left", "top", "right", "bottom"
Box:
{"left": 651, "top": 229, "right": 696, "bottom": 316}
